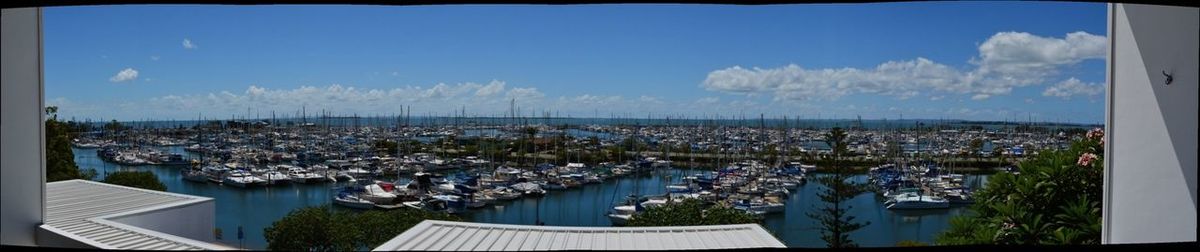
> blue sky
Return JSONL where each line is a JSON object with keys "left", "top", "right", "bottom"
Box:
{"left": 44, "top": 3, "right": 1107, "bottom": 123}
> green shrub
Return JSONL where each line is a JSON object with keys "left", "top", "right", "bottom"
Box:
{"left": 936, "top": 129, "right": 1103, "bottom": 245}
{"left": 264, "top": 206, "right": 461, "bottom": 251}
{"left": 102, "top": 170, "right": 166, "bottom": 191}
{"left": 626, "top": 199, "right": 759, "bottom": 226}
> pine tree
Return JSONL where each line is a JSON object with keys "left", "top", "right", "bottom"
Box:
{"left": 806, "top": 127, "right": 870, "bottom": 248}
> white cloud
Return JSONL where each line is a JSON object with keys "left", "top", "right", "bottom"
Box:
{"left": 974, "top": 31, "right": 1106, "bottom": 81}
{"left": 1025, "top": 98, "right": 1035, "bottom": 104}
{"left": 504, "top": 87, "right": 545, "bottom": 101}
{"left": 702, "top": 31, "right": 1106, "bottom": 101}
{"left": 109, "top": 68, "right": 139, "bottom": 82}
{"left": 971, "top": 94, "right": 991, "bottom": 100}
{"left": 183, "top": 38, "right": 197, "bottom": 49}
{"left": 1042, "top": 77, "right": 1104, "bottom": 98}
{"left": 930, "top": 95, "right": 944, "bottom": 101}
{"left": 475, "top": 80, "right": 506, "bottom": 97}
{"left": 150, "top": 56, "right": 160, "bottom": 61}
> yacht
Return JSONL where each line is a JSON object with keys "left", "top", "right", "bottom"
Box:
{"left": 884, "top": 192, "right": 950, "bottom": 209}
{"left": 639, "top": 196, "right": 670, "bottom": 209}
{"left": 486, "top": 187, "right": 523, "bottom": 200}
{"left": 333, "top": 192, "right": 376, "bottom": 210}
{"left": 260, "top": 171, "right": 292, "bottom": 185}
{"left": 607, "top": 195, "right": 647, "bottom": 226}
{"left": 360, "top": 184, "right": 397, "bottom": 205}
{"left": 201, "top": 164, "right": 228, "bottom": 183}
{"left": 222, "top": 170, "right": 259, "bottom": 188}
{"left": 180, "top": 161, "right": 208, "bottom": 183}
{"left": 510, "top": 182, "right": 546, "bottom": 197}
{"left": 287, "top": 167, "right": 326, "bottom": 184}
{"left": 733, "top": 199, "right": 786, "bottom": 214}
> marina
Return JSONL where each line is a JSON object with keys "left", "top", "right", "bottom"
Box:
{"left": 63, "top": 117, "right": 1048, "bottom": 249}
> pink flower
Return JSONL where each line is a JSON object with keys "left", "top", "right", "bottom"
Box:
{"left": 1077, "top": 153, "right": 1098, "bottom": 167}
{"left": 1086, "top": 128, "right": 1104, "bottom": 140}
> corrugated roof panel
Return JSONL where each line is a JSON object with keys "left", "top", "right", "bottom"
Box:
{"left": 471, "top": 228, "right": 500, "bottom": 251}
{"left": 488, "top": 228, "right": 513, "bottom": 251}
{"left": 533, "top": 229, "right": 553, "bottom": 250}
{"left": 426, "top": 225, "right": 458, "bottom": 251}
{"left": 564, "top": 230, "right": 580, "bottom": 250}
{"left": 516, "top": 228, "right": 540, "bottom": 249}
{"left": 373, "top": 221, "right": 786, "bottom": 251}
{"left": 417, "top": 224, "right": 451, "bottom": 250}
{"left": 448, "top": 225, "right": 481, "bottom": 251}
{"left": 43, "top": 180, "right": 224, "bottom": 250}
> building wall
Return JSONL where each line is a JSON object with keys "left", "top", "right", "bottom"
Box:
{"left": 1104, "top": 3, "right": 1198, "bottom": 244}
{"left": 107, "top": 200, "right": 218, "bottom": 243}
{"left": 1, "top": 7, "right": 45, "bottom": 246}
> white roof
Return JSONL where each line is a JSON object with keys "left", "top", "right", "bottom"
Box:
{"left": 373, "top": 220, "right": 786, "bottom": 251}
{"left": 42, "top": 180, "right": 232, "bottom": 250}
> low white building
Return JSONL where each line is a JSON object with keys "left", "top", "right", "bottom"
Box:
{"left": 37, "top": 180, "right": 232, "bottom": 250}
{"left": 373, "top": 220, "right": 786, "bottom": 251}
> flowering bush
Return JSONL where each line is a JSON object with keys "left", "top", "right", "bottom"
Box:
{"left": 937, "top": 129, "right": 1103, "bottom": 245}
{"left": 1077, "top": 153, "right": 1098, "bottom": 167}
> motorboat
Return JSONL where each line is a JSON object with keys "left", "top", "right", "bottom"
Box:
{"left": 884, "top": 192, "right": 950, "bottom": 210}
{"left": 287, "top": 167, "right": 326, "bottom": 183}
{"left": 222, "top": 170, "right": 259, "bottom": 188}
{"left": 510, "top": 182, "right": 546, "bottom": 197}
{"left": 261, "top": 171, "right": 292, "bottom": 185}
{"left": 360, "top": 184, "right": 397, "bottom": 205}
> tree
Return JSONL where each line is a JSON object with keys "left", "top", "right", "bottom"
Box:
{"left": 969, "top": 138, "right": 984, "bottom": 162}
{"left": 264, "top": 206, "right": 461, "bottom": 251}
{"left": 352, "top": 208, "right": 461, "bottom": 248}
{"left": 991, "top": 145, "right": 1005, "bottom": 164}
{"left": 263, "top": 206, "right": 360, "bottom": 251}
{"left": 373, "top": 140, "right": 399, "bottom": 156}
{"left": 806, "top": 127, "right": 870, "bottom": 248}
{"left": 936, "top": 129, "right": 1104, "bottom": 245}
{"left": 626, "top": 199, "right": 759, "bottom": 226}
{"left": 45, "top": 106, "right": 95, "bottom": 182}
{"left": 102, "top": 170, "right": 167, "bottom": 191}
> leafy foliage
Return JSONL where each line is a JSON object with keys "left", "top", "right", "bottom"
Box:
{"left": 626, "top": 199, "right": 759, "bottom": 226}
{"left": 806, "top": 127, "right": 871, "bottom": 248}
{"left": 264, "top": 206, "right": 460, "bottom": 251}
{"left": 896, "top": 240, "right": 929, "bottom": 247}
{"left": 102, "top": 170, "right": 167, "bottom": 191}
{"left": 45, "top": 106, "right": 96, "bottom": 182}
{"left": 936, "top": 130, "right": 1104, "bottom": 245}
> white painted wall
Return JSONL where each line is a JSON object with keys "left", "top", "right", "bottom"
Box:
{"left": 1, "top": 7, "right": 45, "bottom": 246}
{"left": 107, "top": 200, "right": 217, "bottom": 243}
{"left": 1104, "top": 3, "right": 1198, "bottom": 244}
